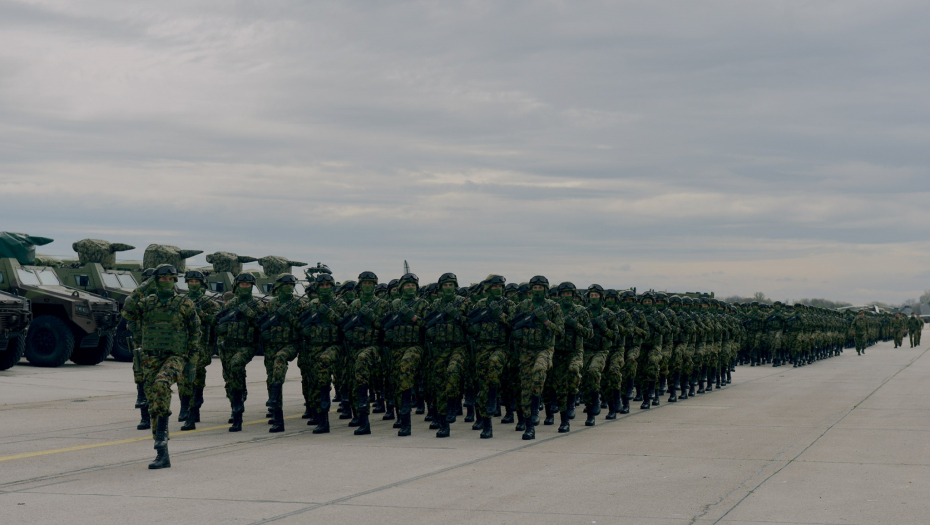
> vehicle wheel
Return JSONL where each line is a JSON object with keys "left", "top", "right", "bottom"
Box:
{"left": 25, "top": 315, "right": 75, "bottom": 367}
{"left": 0, "top": 333, "right": 26, "bottom": 371}
{"left": 71, "top": 333, "right": 114, "bottom": 366}
{"left": 110, "top": 320, "right": 133, "bottom": 362}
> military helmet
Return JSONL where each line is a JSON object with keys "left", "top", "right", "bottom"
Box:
{"left": 517, "top": 283, "right": 529, "bottom": 295}
{"left": 484, "top": 274, "right": 506, "bottom": 286}
{"left": 654, "top": 292, "right": 668, "bottom": 302}
{"left": 340, "top": 280, "right": 357, "bottom": 291}
{"left": 468, "top": 283, "right": 482, "bottom": 295}
{"left": 557, "top": 282, "right": 577, "bottom": 295}
{"left": 316, "top": 273, "right": 335, "bottom": 285}
{"left": 387, "top": 278, "right": 400, "bottom": 290}
{"left": 504, "top": 282, "right": 519, "bottom": 293}
{"left": 358, "top": 271, "right": 378, "bottom": 284}
{"left": 669, "top": 295, "right": 682, "bottom": 304}
{"left": 398, "top": 273, "right": 419, "bottom": 291}
{"left": 773, "top": 301, "right": 783, "bottom": 307}
{"left": 375, "top": 283, "right": 388, "bottom": 294}
{"left": 153, "top": 264, "right": 178, "bottom": 279}
{"left": 184, "top": 270, "right": 205, "bottom": 281}
{"left": 620, "top": 290, "right": 636, "bottom": 300}
{"left": 605, "top": 288, "right": 619, "bottom": 299}
{"left": 529, "top": 275, "right": 550, "bottom": 288}
{"left": 235, "top": 272, "right": 256, "bottom": 284}
{"left": 639, "top": 292, "right": 655, "bottom": 302}
{"left": 276, "top": 273, "right": 300, "bottom": 285}
{"left": 682, "top": 296, "right": 694, "bottom": 305}
{"left": 456, "top": 287, "right": 468, "bottom": 296}
{"left": 587, "top": 284, "right": 605, "bottom": 295}
{"left": 438, "top": 272, "right": 458, "bottom": 287}
{"left": 548, "top": 288, "right": 559, "bottom": 298}
{"left": 142, "top": 268, "right": 155, "bottom": 278}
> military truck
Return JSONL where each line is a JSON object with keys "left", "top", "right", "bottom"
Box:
{"left": 201, "top": 251, "right": 259, "bottom": 296}
{"left": 52, "top": 239, "right": 140, "bottom": 362}
{"left": 0, "top": 233, "right": 121, "bottom": 367}
{"left": 255, "top": 256, "right": 308, "bottom": 294}
{"left": 0, "top": 290, "right": 31, "bottom": 370}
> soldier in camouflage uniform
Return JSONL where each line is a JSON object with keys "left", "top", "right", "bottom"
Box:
{"left": 851, "top": 311, "right": 869, "bottom": 355}
{"left": 510, "top": 276, "right": 564, "bottom": 440}
{"left": 381, "top": 273, "right": 429, "bottom": 436}
{"left": 664, "top": 296, "right": 690, "bottom": 402}
{"left": 261, "top": 273, "right": 309, "bottom": 433}
{"left": 300, "top": 273, "right": 349, "bottom": 434}
{"left": 676, "top": 297, "right": 699, "bottom": 398}
{"left": 121, "top": 264, "right": 200, "bottom": 470}
{"left": 582, "top": 284, "right": 619, "bottom": 426}
{"left": 907, "top": 314, "right": 922, "bottom": 348}
{"left": 216, "top": 272, "right": 268, "bottom": 432}
{"left": 178, "top": 270, "right": 220, "bottom": 431}
{"left": 343, "top": 271, "right": 392, "bottom": 435}
{"left": 635, "top": 293, "right": 671, "bottom": 409}
{"left": 425, "top": 273, "right": 469, "bottom": 437}
{"left": 543, "top": 282, "right": 590, "bottom": 434}
{"left": 468, "top": 275, "right": 513, "bottom": 439}
{"left": 125, "top": 267, "right": 156, "bottom": 430}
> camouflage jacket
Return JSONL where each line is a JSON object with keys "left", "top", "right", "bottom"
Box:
{"left": 216, "top": 294, "right": 268, "bottom": 345}
{"left": 586, "top": 305, "right": 618, "bottom": 353}
{"left": 470, "top": 296, "right": 515, "bottom": 345}
{"left": 302, "top": 296, "right": 350, "bottom": 346}
{"left": 426, "top": 295, "right": 469, "bottom": 346}
{"left": 263, "top": 294, "right": 309, "bottom": 345}
{"left": 388, "top": 296, "right": 431, "bottom": 347}
{"left": 511, "top": 298, "right": 565, "bottom": 349}
{"left": 187, "top": 290, "right": 221, "bottom": 350}
{"left": 556, "top": 303, "right": 592, "bottom": 355}
{"left": 122, "top": 291, "right": 200, "bottom": 358}
{"left": 345, "top": 295, "right": 392, "bottom": 347}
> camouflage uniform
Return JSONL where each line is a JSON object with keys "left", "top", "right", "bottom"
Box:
{"left": 343, "top": 295, "right": 391, "bottom": 421}
{"left": 300, "top": 295, "right": 349, "bottom": 430}
{"left": 425, "top": 294, "right": 469, "bottom": 424}
{"left": 511, "top": 292, "right": 564, "bottom": 432}
{"left": 547, "top": 301, "right": 589, "bottom": 417}
{"left": 582, "top": 300, "right": 616, "bottom": 421}
{"left": 471, "top": 296, "right": 515, "bottom": 422}
{"left": 216, "top": 292, "right": 268, "bottom": 424}
{"left": 177, "top": 286, "right": 220, "bottom": 429}
{"left": 262, "top": 294, "right": 309, "bottom": 388}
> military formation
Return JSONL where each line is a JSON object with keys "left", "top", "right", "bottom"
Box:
{"left": 123, "top": 265, "right": 906, "bottom": 470}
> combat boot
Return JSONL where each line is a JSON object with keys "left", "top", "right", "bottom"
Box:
{"left": 668, "top": 372, "right": 679, "bottom": 402}
{"left": 137, "top": 405, "right": 151, "bottom": 430}
{"left": 651, "top": 382, "right": 660, "bottom": 406}
{"left": 415, "top": 392, "right": 425, "bottom": 414}
{"left": 688, "top": 376, "right": 696, "bottom": 397}
{"left": 522, "top": 417, "right": 535, "bottom": 440}
{"left": 428, "top": 404, "right": 441, "bottom": 429}
{"left": 149, "top": 416, "right": 170, "bottom": 470}
{"left": 436, "top": 415, "right": 450, "bottom": 438}
{"left": 193, "top": 386, "right": 204, "bottom": 422}
{"left": 464, "top": 404, "right": 476, "bottom": 423}
{"left": 529, "top": 395, "right": 540, "bottom": 426}
{"left": 269, "top": 384, "right": 285, "bottom": 433}
{"left": 178, "top": 395, "right": 191, "bottom": 423}
{"left": 501, "top": 401, "right": 515, "bottom": 424}
{"left": 446, "top": 398, "right": 458, "bottom": 424}
{"left": 383, "top": 405, "right": 396, "bottom": 421}
{"left": 566, "top": 394, "right": 576, "bottom": 420}
{"left": 640, "top": 387, "right": 653, "bottom": 410}
{"left": 372, "top": 395, "right": 386, "bottom": 414}
{"left": 479, "top": 417, "right": 493, "bottom": 439}
{"left": 181, "top": 407, "right": 196, "bottom": 431}
{"left": 705, "top": 368, "right": 713, "bottom": 392}
{"left": 606, "top": 390, "right": 620, "bottom": 419}
{"left": 302, "top": 402, "right": 313, "bottom": 419}
{"left": 515, "top": 412, "right": 527, "bottom": 432}
{"left": 339, "top": 400, "right": 352, "bottom": 419}
{"left": 657, "top": 376, "right": 667, "bottom": 396}
{"left": 633, "top": 386, "right": 643, "bottom": 402}
{"left": 348, "top": 406, "right": 360, "bottom": 427}
{"left": 134, "top": 383, "right": 146, "bottom": 409}
{"left": 313, "top": 410, "right": 330, "bottom": 434}
{"left": 229, "top": 391, "right": 244, "bottom": 432}
{"left": 354, "top": 385, "right": 371, "bottom": 435}
{"left": 558, "top": 411, "right": 571, "bottom": 433}
{"left": 543, "top": 401, "right": 555, "bottom": 426}
{"left": 589, "top": 391, "right": 602, "bottom": 416}
{"left": 726, "top": 368, "right": 732, "bottom": 384}
{"left": 619, "top": 393, "right": 630, "bottom": 414}
{"left": 397, "top": 389, "right": 413, "bottom": 437}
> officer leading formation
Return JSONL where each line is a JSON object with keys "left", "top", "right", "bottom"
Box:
{"left": 125, "top": 269, "right": 897, "bottom": 470}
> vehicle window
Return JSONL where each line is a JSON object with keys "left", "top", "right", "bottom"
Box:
{"left": 209, "top": 281, "right": 225, "bottom": 292}
{"left": 262, "top": 284, "right": 273, "bottom": 293}
{"left": 17, "top": 269, "right": 41, "bottom": 285}
{"left": 102, "top": 273, "right": 122, "bottom": 288}
{"left": 37, "top": 269, "right": 62, "bottom": 285}
{"left": 253, "top": 285, "right": 262, "bottom": 296}
{"left": 117, "top": 273, "right": 138, "bottom": 288}
{"left": 295, "top": 283, "right": 305, "bottom": 296}
{"left": 176, "top": 276, "right": 188, "bottom": 292}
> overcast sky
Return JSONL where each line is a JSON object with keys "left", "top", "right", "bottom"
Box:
{"left": 1, "top": 1, "right": 928, "bottom": 304}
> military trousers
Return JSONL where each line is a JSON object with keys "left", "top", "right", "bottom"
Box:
{"left": 518, "top": 345, "right": 553, "bottom": 418}
{"left": 475, "top": 342, "right": 508, "bottom": 419}
{"left": 581, "top": 347, "right": 609, "bottom": 397}
{"left": 221, "top": 344, "right": 256, "bottom": 403}
{"left": 348, "top": 344, "right": 380, "bottom": 414}
{"left": 602, "top": 345, "right": 625, "bottom": 394}
{"left": 302, "top": 343, "right": 339, "bottom": 411}
{"left": 636, "top": 341, "right": 662, "bottom": 386}
{"left": 390, "top": 345, "right": 423, "bottom": 409}
{"left": 546, "top": 346, "right": 583, "bottom": 413}
{"left": 266, "top": 342, "right": 299, "bottom": 387}
{"left": 429, "top": 344, "right": 465, "bottom": 415}
{"left": 142, "top": 352, "right": 186, "bottom": 427}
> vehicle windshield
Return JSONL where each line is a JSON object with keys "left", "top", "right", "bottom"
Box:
{"left": 16, "top": 269, "right": 40, "bottom": 286}
{"left": 37, "top": 269, "right": 62, "bottom": 286}
{"left": 101, "top": 272, "right": 122, "bottom": 289}
{"left": 116, "top": 273, "right": 137, "bottom": 288}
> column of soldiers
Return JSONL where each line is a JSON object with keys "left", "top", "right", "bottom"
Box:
{"left": 125, "top": 267, "right": 888, "bottom": 470}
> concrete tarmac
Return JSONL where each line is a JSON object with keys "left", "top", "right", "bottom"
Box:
{"left": 0, "top": 341, "right": 928, "bottom": 525}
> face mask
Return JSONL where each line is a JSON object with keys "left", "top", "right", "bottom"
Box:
{"left": 442, "top": 285, "right": 455, "bottom": 298}
{"left": 360, "top": 283, "right": 375, "bottom": 295}
{"left": 488, "top": 287, "right": 502, "bottom": 299}
{"left": 187, "top": 283, "right": 202, "bottom": 294}
{"left": 402, "top": 287, "right": 415, "bottom": 300}
{"left": 277, "top": 285, "right": 294, "bottom": 298}
{"left": 670, "top": 304, "right": 680, "bottom": 311}
{"left": 156, "top": 280, "right": 175, "bottom": 297}
{"left": 641, "top": 302, "right": 654, "bottom": 313}
{"left": 343, "top": 291, "right": 356, "bottom": 302}
{"left": 589, "top": 297, "right": 600, "bottom": 307}
{"left": 656, "top": 302, "right": 666, "bottom": 311}
{"left": 532, "top": 289, "right": 545, "bottom": 301}
{"left": 561, "top": 295, "right": 573, "bottom": 307}
{"left": 319, "top": 288, "right": 333, "bottom": 302}
{"left": 236, "top": 286, "right": 252, "bottom": 298}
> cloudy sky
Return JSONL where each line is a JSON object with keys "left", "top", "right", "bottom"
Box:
{"left": 1, "top": 1, "right": 928, "bottom": 304}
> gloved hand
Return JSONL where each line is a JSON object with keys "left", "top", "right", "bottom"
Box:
{"left": 534, "top": 308, "right": 549, "bottom": 324}
{"left": 359, "top": 305, "right": 374, "bottom": 321}
{"left": 596, "top": 317, "right": 608, "bottom": 331}
{"left": 237, "top": 302, "right": 253, "bottom": 316}
{"left": 399, "top": 303, "right": 413, "bottom": 321}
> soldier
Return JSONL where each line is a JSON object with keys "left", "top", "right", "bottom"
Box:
{"left": 261, "top": 274, "right": 309, "bottom": 433}
{"left": 543, "top": 282, "right": 589, "bottom": 434}
{"left": 343, "top": 271, "right": 392, "bottom": 435}
{"left": 510, "top": 275, "right": 564, "bottom": 440}
{"left": 852, "top": 311, "right": 869, "bottom": 355}
{"left": 386, "top": 273, "right": 431, "bottom": 436}
{"left": 676, "top": 297, "right": 698, "bottom": 399}
{"left": 618, "top": 291, "right": 646, "bottom": 413}
{"left": 216, "top": 272, "right": 268, "bottom": 432}
{"left": 125, "top": 267, "right": 156, "bottom": 430}
{"left": 300, "top": 273, "right": 349, "bottom": 434}
{"left": 425, "top": 273, "right": 469, "bottom": 438}
{"left": 636, "top": 293, "right": 671, "bottom": 409}
{"left": 892, "top": 313, "right": 906, "bottom": 348}
{"left": 178, "top": 270, "right": 220, "bottom": 431}
{"left": 121, "top": 264, "right": 200, "bottom": 469}
{"left": 583, "top": 284, "right": 619, "bottom": 425}
{"left": 907, "top": 313, "right": 922, "bottom": 348}
{"left": 468, "top": 275, "right": 513, "bottom": 439}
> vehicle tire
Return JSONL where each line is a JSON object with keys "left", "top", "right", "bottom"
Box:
{"left": 110, "top": 319, "right": 133, "bottom": 362}
{"left": 0, "top": 333, "right": 26, "bottom": 371}
{"left": 70, "top": 333, "right": 114, "bottom": 366}
{"left": 25, "top": 315, "right": 75, "bottom": 367}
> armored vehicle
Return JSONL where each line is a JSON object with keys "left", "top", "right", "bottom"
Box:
{"left": 202, "top": 251, "right": 259, "bottom": 296}
{"left": 52, "top": 239, "right": 140, "bottom": 362}
{"left": 0, "top": 233, "right": 121, "bottom": 367}
{"left": 0, "top": 290, "right": 31, "bottom": 370}
{"left": 256, "top": 256, "right": 307, "bottom": 294}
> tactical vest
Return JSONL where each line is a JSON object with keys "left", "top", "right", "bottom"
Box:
{"left": 305, "top": 300, "right": 345, "bottom": 346}
{"left": 346, "top": 297, "right": 386, "bottom": 347}
{"left": 428, "top": 298, "right": 467, "bottom": 345}
{"left": 141, "top": 296, "right": 190, "bottom": 356}
{"left": 266, "top": 297, "right": 302, "bottom": 345}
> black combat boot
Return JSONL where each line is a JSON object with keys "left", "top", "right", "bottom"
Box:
{"left": 436, "top": 414, "right": 451, "bottom": 438}
{"left": 354, "top": 385, "right": 371, "bottom": 435}
{"left": 726, "top": 368, "right": 732, "bottom": 384}
{"left": 619, "top": 392, "right": 630, "bottom": 414}
{"left": 348, "top": 404, "right": 360, "bottom": 427}
{"left": 480, "top": 417, "right": 493, "bottom": 439}
{"left": 149, "top": 416, "right": 170, "bottom": 469}
{"left": 679, "top": 374, "right": 689, "bottom": 400}
{"left": 339, "top": 399, "right": 353, "bottom": 419}
{"left": 229, "top": 391, "right": 244, "bottom": 432}
{"left": 302, "top": 402, "right": 313, "bottom": 419}
{"left": 446, "top": 397, "right": 458, "bottom": 424}
{"left": 137, "top": 405, "right": 151, "bottom": 430}
{"left": 501, "top": 400, "right": 515, "bottom": 424}
{"left": 397, "top": 389, "right": 413, "bottom": 436}
{"left": 181, "top": 401, "right": 197, "bottom": 431}
{"left": 383, "top": 404, "right": 396, "bottom": 421}
{"left": 590, "top": 391, "right": 602, "bottom": 416}
{"left": 544, "top": 401, "right": 555, "bottom": 426}
{"left": 558, "top": 411, "right": 571, "bottom": 433}
{"left": 566, "top": 394, "right": 576, "bottom": 420}
{"left": 135, "top": 383, "right": 146, "bottom": 408}
{"left": 657, "top": 376, "right": 667, "bottom": 396}
{"left": 193, "top": 386, "right": 204, "bottom": 422}
{"left": 178, "top": 394, "right": 191, "bottom": 423}
{"left": 668, "top": 372, "right": 679, "bottom": 402}
{"left": 269, "top": 384, "right": 285, "bottom": 433}
{"left": 640, "top": 387, "right": 653, "bottom": 410}
{"left": 415, "top": 392, "right": 425, "bottom": 414}
{"left": 485, "top": 387, "right": 499, "bottom": 427}
{"left": 606, "top": 390, "right": 620, "bottom": 420}
{"left": 372, "top": 395, "right": 386, "bottom": 414}
{"left": 652, "top": 381, "right": 660, "bottom": 406}
{"left": 464, "top": 389, "right": 476, "bottom": 422}
{"left": 689, "top": 375, "right": 696, "bottom": 397}
{"left": 428, "top": 404, "right": 441, "bottom": 429}
{"left": 633, "top": 385, "right": 643, "bottom": 402}
{"left": 522, "top": 416, "right": 536, "bottom": 440}
{"left": 515, "top": 412, "right": 527, "bottom": 432}
{"left": 529, "top": 395, "right": 540, "bottom": 426}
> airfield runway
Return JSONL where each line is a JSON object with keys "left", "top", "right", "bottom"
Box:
{"left": 0, "top": 340, "right": 927, "bottom": 525}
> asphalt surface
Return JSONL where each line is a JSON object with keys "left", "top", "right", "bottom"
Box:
{"left": 0, "top": 340, "right": 927, "bottom": 525}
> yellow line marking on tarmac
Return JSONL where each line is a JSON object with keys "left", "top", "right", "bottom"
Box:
{"left": 0, "top": 414, "right": 308, "bottom": 463}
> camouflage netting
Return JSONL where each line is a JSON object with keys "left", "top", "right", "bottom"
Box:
{"left": 72, "top": 239, "right": 135, "bottom": 269}
{"left": 143, "top": 244, "right": 203, "bottom": 272}
{"left": 33, "top": 255, "right": 63, "bottom": 267}
{"left": 258, "top": 256, "right": 307, "bottom": 276}
{"left": 0, "top": 232, "right": 54, "bottom": 265}
{"left": 205, "top": 251, "right": 258, "bottom": 275}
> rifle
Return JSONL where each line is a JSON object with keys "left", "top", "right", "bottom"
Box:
{"left": 298, "top": 298, "right": 341, "bottom": 330}
{"left": 258, "top": 295, "right": 306, "bottom": 332}
{"left": 215, "top": 297, "right": 263, "bottom": 327}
